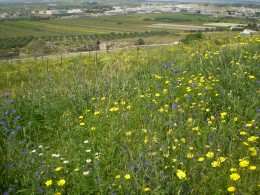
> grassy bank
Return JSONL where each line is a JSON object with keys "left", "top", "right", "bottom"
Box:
{"left": 0, "top": 35, "right": 259, "bottom": 194}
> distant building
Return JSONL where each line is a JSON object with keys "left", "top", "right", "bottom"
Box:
{"left": 104, "top": 10, "right": 124, "bottom": 16}
{"left": 0, "top": 13, "right": 10, "bottom": 18}
{"left": 173, "top": 5, "right": 193, "bottom": 12}
{"left": 125, "top": 8, "right": 139, "bottom": 14}
{"left": 38, "top": 10, "right": 46, "bottom": 14}
{"left": 67, "top": 9, "right": 83, "bottom": 14}
{"left": 14, "top": 11, "right": 22, "bottom": 17}
{"left": 235, "top": 12, "right": 244, "bottom": 17}
{"left": 113, "top": 6, "right": 122, "bottom": 11}
{"left": 160, "top": 7, "right": 172, "bottom": 13}
{"left": 59, "top": 10, "right": 68, "bottom": 15}
{"left": 201, "top": 9, "right": 222, "bottom": 15}
{"left": 46, "top": 10, "right": 60, "bottom": 15}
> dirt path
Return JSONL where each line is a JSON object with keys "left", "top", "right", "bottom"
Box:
{"left": 0, "top": 42, "right": 180, "bottom": 64}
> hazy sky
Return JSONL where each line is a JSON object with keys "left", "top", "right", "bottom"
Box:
{"left": 149, "top": 0, "right": 260, "bottom": 3}
{"left": 0, "top": 0, "right": 259, "bottom": 4}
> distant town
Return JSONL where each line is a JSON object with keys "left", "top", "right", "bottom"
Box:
{"left": 1, "top": 2, "right": 260, "bottom": 19}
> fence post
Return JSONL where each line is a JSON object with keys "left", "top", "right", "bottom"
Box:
{"left": 61, "top": 53, "right": 63, "bottom": 66}
{"left": 46, "top": 58, "right": 49, "bottom": 72}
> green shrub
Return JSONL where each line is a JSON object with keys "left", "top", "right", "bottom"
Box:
{"left": 181, "top": 32, "right": 205, "bottom": 44}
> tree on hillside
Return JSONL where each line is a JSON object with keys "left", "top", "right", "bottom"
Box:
{"left": 136, "top": 38, "right": 145, "bottom": 45}
{"left": 181, "top": 32, "right": 205, "bottom": 44}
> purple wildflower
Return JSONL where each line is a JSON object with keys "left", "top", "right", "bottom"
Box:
{"left": 172, "top": 104, "right": 179, "bottom": 109}
{"left": 41, "top": 163, "right": 46, "bottom": 170}
{"left": 173, "top": 67, "right": 179, "bottom": 73}
{"left": 191, "top": 83, "right": 197, "bottom": 87}
{"left": 37, "top": 186, "right": 44, "bottom": 194}
{"left": 156, "top": 83, "right": 162, "bottom": 88}
{"left": 14, "top": 116, "right": 21, "bottom": 123}
{"left": 145, "top": 161, "right": 150, "bottom": 167}
{"left": 7, "top": 100, "right": 14, "bottom": 104}
{"left": 35, "top": 172, "right": 41, "bottom": 178}
{"left": 148, "top": 103, "right": 154, "bottom": 108}
{"left": 162, "top": 63, "right": 167, "bottom": 69}
{"left": 11, "top": 109, "right": 17, "bottom": 114}
{"left": 3, "top": 93, "right": 9, "bottom": 98}
{"left": 16, "top": 126, "right": 22, "bottom": 131}
{"left": 7, "top": 163, "right": 14, "bottom": 168}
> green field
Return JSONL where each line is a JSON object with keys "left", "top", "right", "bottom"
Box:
{"left": 0, "top": 13, "right": 194, "bottom": 37}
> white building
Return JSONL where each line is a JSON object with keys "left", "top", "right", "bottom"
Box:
{"left": 46, "top": 10, "right": 60, "bottom": 15}
{"left": 160, "top": 7, "right": 173, "bottom": 13}
{"left": 113, "top": 6, "right": 122, "bottom": 10}
{"left": 38, "top": 10, "right": 46, "bottom": 14}
{"left": 67, "top": 9, "right": 83, "bottom": 14}
{"left": 104, "top": 10, "right": 124, "bottom": 16}
{"left": 0, "top": 13, "right": 10, "bottom": 18}
{"left": 173, "top": 5, "right": 193, "bottom": 12}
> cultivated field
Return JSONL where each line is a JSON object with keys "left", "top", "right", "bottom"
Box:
{"left": 1, "top": 11, "right": 257, "bottom": 57}
{"left": 0, "top": 13, "right": 253, "bottom": 37}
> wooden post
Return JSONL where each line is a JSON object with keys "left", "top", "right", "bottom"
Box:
{"left": 95, "top": 50, "right": 98, "bottom": 77}
{"left": 61, "top": 53, "right": 63, "bottom": 66}
{"left": 95, "top": 50, "right": 97, "bottom": 66}
{"left": 136, "top": 46, "right": 139, "bottom": 61}
{"left": 46, "top": 58, "right": 49, "bottom": 72}
{"left": 168, "top": 42, "right": 171, "bottom": 61}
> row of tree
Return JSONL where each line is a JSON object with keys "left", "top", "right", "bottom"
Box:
{"left": 0, "top": 30, "right": 170, "bottom": 53}
{"left": 0, "top": 36, "right": 34, "bottom": 50}
{"left": 40, "top": 31, "right": 170, "bottom": 42}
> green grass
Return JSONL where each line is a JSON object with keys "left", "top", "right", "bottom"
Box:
{"left": 0, "top": 35, "right": 259, "bottom": 194}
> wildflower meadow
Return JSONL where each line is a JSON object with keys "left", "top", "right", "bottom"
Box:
{"left": 0, "top": 34, "right": 259, "bottom": 194}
